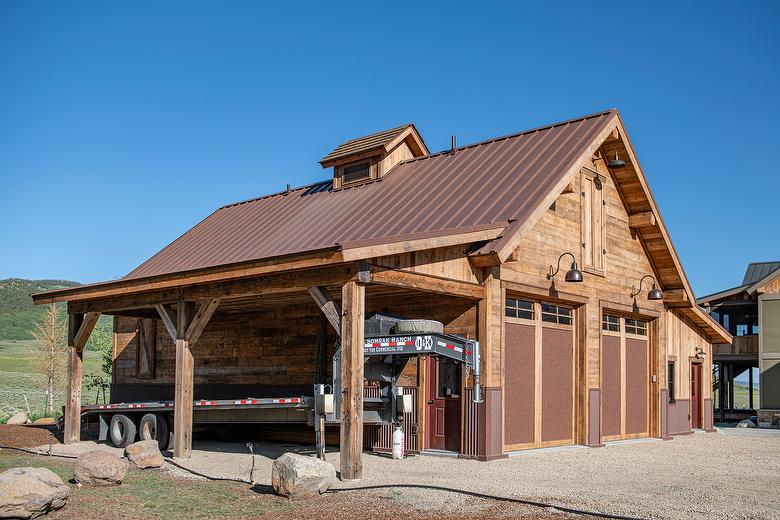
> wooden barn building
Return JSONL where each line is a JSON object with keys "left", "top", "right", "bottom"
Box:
{"left": 34, "top": 109, "right": 730, "bottom": 479}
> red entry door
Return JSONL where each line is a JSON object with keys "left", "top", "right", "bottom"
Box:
{"left": 426, "top": 356, "right": 461, "bottom": 451}
{"left": 691, "top": 363, "right": 702, "bottom": 429}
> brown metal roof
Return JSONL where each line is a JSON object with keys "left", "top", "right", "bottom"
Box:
{"left": 126, "top": 110, "right": 616, "bottom": 279}
{"left": 320, "top": 124, "right": 410, "bottom": 164}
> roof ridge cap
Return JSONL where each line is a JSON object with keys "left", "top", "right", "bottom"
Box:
{"left": 395, "top": 109, "right": 617, "bottom": 167}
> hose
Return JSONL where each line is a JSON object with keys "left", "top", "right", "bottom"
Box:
{"left": 1, "top": 444, "right": 645, "bottom": 519}
{"left": 327, "top": 484, "right": 646, "bottom": 520}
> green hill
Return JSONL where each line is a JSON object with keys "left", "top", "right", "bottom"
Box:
{"left": 0, "top": 278, "right": 81, "bottom": 340}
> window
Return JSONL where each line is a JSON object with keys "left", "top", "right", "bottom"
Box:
{"left": 343, "top": 162, "right": 370, "bottom": 183}
{"left": 437, "top": 359, "right": 461, "bottom": 398}
{"left": 505, "top": 298, "right": 534, "bottom": 319}
{"left": 602, "top": 314, "right": 620, "bottom": 332}
{"left": 668, "top": 362, "right": 676, "bottom": 403}
{"left": 541, "top": 303, "right": 572, "bottom": 325}
{"left": 625, "top": 318, "right": 647, "bottom": 336}
{"left": 581, "top": 170, "right": 605, "bottom": 273}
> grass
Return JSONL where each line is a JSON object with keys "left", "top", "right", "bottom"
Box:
{"left": 0, "top": 339, "right": 106, "bottom": 423}
{"left": 0, "top": 451, "right": 294, "bottom": 519}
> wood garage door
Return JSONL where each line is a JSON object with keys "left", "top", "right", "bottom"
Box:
{"left": 601, "top": 314, "right": 650, "bottom": 441}
{"left": 504, "top": 298, "right": 575, "bottom": 451}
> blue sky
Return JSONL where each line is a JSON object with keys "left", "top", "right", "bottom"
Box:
{"left": 0, "top": 1, "right": 777, "bottom": 296}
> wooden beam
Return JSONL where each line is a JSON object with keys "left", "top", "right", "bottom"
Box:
{"left": 155, "top": 304, "right": 177, "bottom": 343}
{"left": 72, "top": 311, "right": 100, "bottom": 352}
{"left": 628, "top": 212, "right": 656, "bottom": 229}
{"left": 369, "top": 266, "right": 484, "bottom": 300}
{"left": 663, "top": 289, "right": 689, "bottom": 304}
{"left": 173, "top": 300, "right": 195, "bottom": 458}
{"left": 307, "top": 287, "right": 341, "bottom": 336}
{"left": 185, "top": 298, "right": 220, "bottom": 346}
{"left": 69, "top": 264, "right": 363, "bottom": 315}
{"left": 340, "top": 280, "right": 365, "bottom": 481}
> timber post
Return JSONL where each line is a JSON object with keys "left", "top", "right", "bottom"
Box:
{"left": 173, "top": 300, "right": 195, "bottom": 458}
{"left": 64, "top": 311, "right": 100, "bottom": 444}
{"left": 339, "top": 279, "right": 365, "bottom": 481}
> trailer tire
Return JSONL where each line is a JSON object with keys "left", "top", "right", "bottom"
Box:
{"left": 139, "top": 413, "right": 169, "bottom": 450}
{"left": 109, "top": 414, "right": 137, "bottom": 448}
{"left": 164, "top": 413, "right": 174, "bottom": 449}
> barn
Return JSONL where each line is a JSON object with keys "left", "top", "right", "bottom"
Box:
{"left": 33, "top": 109, "right": 731, "bottom": 480}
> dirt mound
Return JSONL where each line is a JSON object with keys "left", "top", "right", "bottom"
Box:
{"left": 0, "top": 424, "right": 61, "bottom": 449}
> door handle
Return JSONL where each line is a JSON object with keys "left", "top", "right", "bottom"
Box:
{"left": 427, "top": 400, "right": 434, "bottom": 405}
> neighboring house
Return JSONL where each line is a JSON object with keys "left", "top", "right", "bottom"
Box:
{"left": 698, "top": 262, "right": 780, "bottom": 426}
{"left": 34, "top": 109, "right": 730, "bottom": 479}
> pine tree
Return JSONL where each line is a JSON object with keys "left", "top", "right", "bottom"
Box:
{"left": 29, "top": 304, "right": 67, "bottom": 416}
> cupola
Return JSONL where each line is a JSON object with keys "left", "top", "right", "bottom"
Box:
{"left": 320, "top": 124, "right": 428, "bottom": 189}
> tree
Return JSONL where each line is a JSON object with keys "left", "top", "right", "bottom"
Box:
{"left": 29, "top": 304, "right": 67, "bottom": 416}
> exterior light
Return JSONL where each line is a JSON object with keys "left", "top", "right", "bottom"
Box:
{"left": 631, "top": 275, "right": 664, "bottom": 301}
{"left": 548, "top": 252, "right": 583, "bottom": 283}
{"left": 695, "top": 347, "right": 706, "bottom": 359}
{"left": 607, "top": 149, "right": 625, "bottom": 169}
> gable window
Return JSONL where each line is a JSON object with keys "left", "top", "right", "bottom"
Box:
{"left": 541, "top": 303, "right": 572, "bottom": 325}
{"left": 506, "top": 298, "right": 534, "bottom": 320}
{"left": 581, "top": 169, "right": 606, "bottom": 274}
{"left": 668, "top": 361, "right": 676, "bottom": 403}
{"left": 343, "top": 162, "right": 371, "bottom": 183}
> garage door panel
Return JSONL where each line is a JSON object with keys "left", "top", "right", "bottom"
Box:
{"left": 541, "top": 328, "right": 573, "bottom": 443}
{"left": 504, "top": 323, "right": 535, "bottom": 446}
{"left": 625, "top": 338, "right": 648, "bottom": 435}
{"left": 601, "top": 335, "right": 621, "bottom": 437}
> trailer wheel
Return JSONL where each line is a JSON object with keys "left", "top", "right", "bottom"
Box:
{"left": 109, "top": 414, "right": 137, "bottom": 448}
{"left": 164, "top": 413, "right": 174, "bottom": 450}
{"left": 139, "top": 413, "right": 169, "bottom": 449}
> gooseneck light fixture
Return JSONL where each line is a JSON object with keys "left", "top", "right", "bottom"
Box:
{"left": 631, "top": 274, "right": 664, "bottom": 301}
{"left": 607, "top": 149, "right": 626, "bottom": 169}
{"left": 547, "top": 252, "right": 583, "bottom": 283}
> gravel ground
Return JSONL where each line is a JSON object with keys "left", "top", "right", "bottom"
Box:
{"left": 34, "top": 428, "right": 780, "bottom": 519}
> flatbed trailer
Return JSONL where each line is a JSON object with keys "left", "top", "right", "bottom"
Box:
{"left": 81, "top": 318, "right": 480, "bottom": 451}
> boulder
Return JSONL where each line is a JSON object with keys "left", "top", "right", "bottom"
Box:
{"left": 271, "top": 453, "right": 336, "bottom": 498}
{"left": 125, "top": 440, "right": 164, "bottom": 469}
{"left": 32, "top": 418, "right": 56, "bottom": 426}
{"left": 6, "top": 411, "right": 28, "bottom": 425}
{"left": 73, "top": 451, "right": 128, "bottom": 486}
{"left": 0, "top": 467, "right": 69, "bottom": 519}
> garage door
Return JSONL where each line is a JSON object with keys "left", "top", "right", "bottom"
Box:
{"left": 504, "top": 297, "right": 575, "bottom": 451}
{"left": 601, "top": 314, "right": 650, "bottom": 441}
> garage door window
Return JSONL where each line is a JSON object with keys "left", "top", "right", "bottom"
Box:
{"left": 602, "top": 314, "right": 620, "bottom": 332}
{"left": 506, "top": 298, "right": 534, "bottom": 319}
{"left": 625, "top": 318, "right": 647, "bottom": 336}
{"left": 541, "top": 303, "right": 572, "bottom": 325}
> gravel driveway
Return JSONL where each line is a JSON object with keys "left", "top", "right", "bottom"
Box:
{"left": 41, "top": 428, "right": 780, "bottom": 519}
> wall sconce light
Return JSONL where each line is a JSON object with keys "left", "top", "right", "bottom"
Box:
{"left": 695, "top": 347, "right": 706, "bottom": 359}
{"left": 547, "top": 252, "right": 583, "bottom": 283}
{"left": 607, "top": 149, "right": 626, "bottom": 169}
{"left": 631, "top": 275, "right": 664, "bottom": 300}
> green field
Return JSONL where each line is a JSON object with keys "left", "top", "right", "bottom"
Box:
{"left": 0, "top": 339, "right": 106, "bottom": 422}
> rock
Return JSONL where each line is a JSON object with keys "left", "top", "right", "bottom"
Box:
{"left": 0, "top": 467, "right": 69, "bottom": 519}
{"left": 125, "top": 440, "right": 164, "bottom": 469}
{"left": 32, "top": 418, "right": 56, "bottom": 426}
{"left": 6, "top": 411, "right": 28, "bottom": 425}
{"left": 73, "top": 451, "right": 128, "bottom": 486}
{"left": 271, "top": 453, "right": 336, "bottom": 498}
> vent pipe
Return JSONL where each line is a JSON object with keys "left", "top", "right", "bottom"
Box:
{"left": 450, "top": 135, "right": 457, "bottom": 153}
